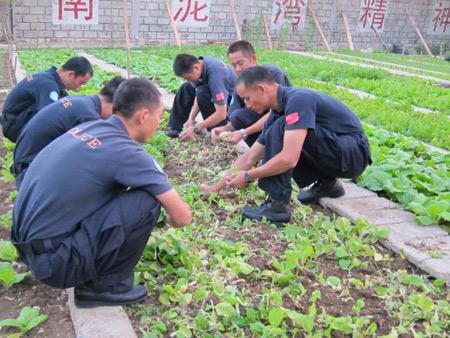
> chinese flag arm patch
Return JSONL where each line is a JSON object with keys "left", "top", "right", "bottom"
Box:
{"left": 285, "top": 112, "right": 300, "bottom": 125}
{"left": 216, "top": 92, "right": 225, "bottom": 101}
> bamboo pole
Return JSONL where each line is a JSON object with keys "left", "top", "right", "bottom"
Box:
{"left": 123, "top": 0, "right": 131, "bottom": 79}
{"left": 307, "top": 3, "right": 331, "bottom": 52}
{"left": 341, "top": 11, "right": 354, "bottom": 51}
{"left": 404, "top": 7, "right": 433, "bottom": 57}
{"left": 262, "top": 13, "right": 273, "bottom": 51}
{"left": 165, "top": 2, "right": 182, "bottom": 49}
{"left": 371, "top": 25, "right": 389, "bottom": 52}
{"left": 229, "top": 0, "right": 241, "bottom": 40}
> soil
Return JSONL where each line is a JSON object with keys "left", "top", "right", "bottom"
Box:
{"left": 0, "top": 50, "right": 448, "bottom": 338}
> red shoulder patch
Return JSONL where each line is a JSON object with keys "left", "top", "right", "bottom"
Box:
{"left": 285, "top": 112, "right": 300, "bottom": 125}
{"left": 216, "top": 92, "right": 225, "bottom": 101}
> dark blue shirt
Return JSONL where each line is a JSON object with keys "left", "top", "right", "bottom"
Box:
{"left": 14, "top": 94, "right": 102, "bottom": 166}
{"left": 191, "top": 56, "right": 237, "bottom": 105}
{"left": 1, "top": 67, "right": 68, "bottom": 141}
{"left": 258, "top": 86, "right": 364, "bottom": 145}
{"left": 228, "top": 64, "right": 292, "bottom": 117}
{"left": 12, "top": 115, "right": 173, "bottom": 242}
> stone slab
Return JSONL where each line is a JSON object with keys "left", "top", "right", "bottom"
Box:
{"left": 67, "top": 288, "right": 137, "bottom": 338}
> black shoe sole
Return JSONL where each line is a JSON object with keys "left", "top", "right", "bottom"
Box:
{"left": 298, "top": 188, "right": 345, "bottom": 205}
{"left": 74, "top": 294, "right": 148, "bottom": 308}
{"left": 241, "top": 213, "right": 289, "bottom": 229}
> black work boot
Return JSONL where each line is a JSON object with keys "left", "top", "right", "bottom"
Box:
{"left": 241, "top": 198, "right": 291, "bottom": 228}
{"left": 165, "top": 129, "right": 181, "bottom": 138}
{"left": 74, "top": 284, "right": 148, "bottom": 308}
{"left": 297, "top": 179, "right": 345, "bottom": 205}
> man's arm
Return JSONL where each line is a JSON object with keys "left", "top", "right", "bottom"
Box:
{"left": 226, "top": 128, "right": 307, "bottom": 188}
{"left": 223, "top": 113, "right": 271, "bottom": 145}
{"left": 156, "top": 188, "right": 192, "bottom": 228}
{"left": 183, "top": 96, "right": 200, "bottom": 129}
{"left": 200, "top": 142, "right": 265, "bottom": 200}
{"left": 180, "top": 103, "right": 227, "bottom": 141}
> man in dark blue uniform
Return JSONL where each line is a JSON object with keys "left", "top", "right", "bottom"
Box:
{"left": 1, "top": 56, "right": 93, "bottom": 142}
{"left": 165, "top": 53, "right": 237, "bottom": 140}
{"left": 11, "top": 76, "right": 125, "bottom": 189}
{"left": 211, "top": 40, "right": 292, "bottom": 147}
{"left": 11, "top": 78, "right": 192, "bottom": 308}
{"left": 201, "top": 67, "right": 371, "bottom": 227}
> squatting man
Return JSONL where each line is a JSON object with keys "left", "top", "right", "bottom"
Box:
{"left": 200, "top": 66, "right": 372, "bottom": 227}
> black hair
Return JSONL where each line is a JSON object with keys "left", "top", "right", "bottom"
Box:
{"left": 113, "top": 78, "right": 161, "bottom": 119}
{"left": 99, "top": 76, "right": 126, "bottom": 103}
{"left": 227, "top": 40, "right": 255, "bottom": 59}
{"left": 173, "top": 54, "right": 199, "bottom": 77}
{"left": 236, "top": 66, "right": 275, "bottom": 89}
{"left": 61, "top": 56, "right": 94, "bottom": 77}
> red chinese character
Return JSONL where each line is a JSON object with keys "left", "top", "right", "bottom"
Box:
{"left": 274, "top": 0, "right": 306, "bottom": 27}
{"left": 433, "top": 2, "right": 450, "bottom": 33}
{"left": 360, "top": 0, "right": 387, "bottom": 29}
{"left": 59, "top": 0, "right": 93, "bottom": 20}
{"left": 174, "top": 0, "right": 208, "bottom": 22}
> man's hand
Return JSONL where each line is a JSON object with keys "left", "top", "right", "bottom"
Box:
{"left": 183, "top": 118, "right": 194, "bottom": 129}
{"left": 211, "top": 126, "right": 226, "bottom": 142}
{"left": 179, "top": 126, "right": 195, "bottom": 141}
{"left": 200, "top": 184, "right": 220, "bottom": 201}
{"left": 225, "top": 171, "right": 247, "bottom": 189}
{"left": 222, "top": 130, "right": 243, "bottom": 145}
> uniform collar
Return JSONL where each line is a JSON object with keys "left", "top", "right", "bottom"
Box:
{"left": 87, "top": 94, "right": 102, "bottom": 116}
{"left": 107, "top": 115, "right": 129, "bottom": 136}
{"left": 196, "top": 56, "right": 207, "bottom": 85}
{"left": 275, "top": 85, "right": 288, "bottom": 116}
{"left": 49, "top": 66, "right": 65, "bottom": 90}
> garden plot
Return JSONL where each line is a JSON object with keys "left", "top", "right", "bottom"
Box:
{"left": 0, "top": 47, "right": 449, "bottom": 338}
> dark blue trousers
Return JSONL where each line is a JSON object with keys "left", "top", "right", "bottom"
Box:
{"left": 258, "top": 117, "right": 372, "bottom": 202}
{"left": 15, "top": 189, "right": 160, "bottom": 293}
{"left": 168, "top": 82, "right": 228, "bottom": 131}
{"left": 228, "top": 108, "right": 265, "bottom": 147}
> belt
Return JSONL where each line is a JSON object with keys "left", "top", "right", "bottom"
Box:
{"left": 29, "top": 235, "right": 67, "bottom": 255}
{"left": 10, "top": 162, "right": 30, "bottom": 175}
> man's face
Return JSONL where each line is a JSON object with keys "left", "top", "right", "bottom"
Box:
{"left": 181, "top": 64, "right": 202, "bottom": 82}
{"left": 141, "top": 99, "right": 164, "bottom": 142}
{"left": 63, "top": 71, "right": 91, "bottom": 91}
{"left": 228, "top": 51, "right": 257, "bottom": 75}
{"left": 236, "top": 82, "right": 269, "bottom": 114}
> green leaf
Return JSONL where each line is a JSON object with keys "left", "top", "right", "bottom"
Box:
{"left": 215, "top": 302, "right": 236, "bottom": 317}
{"left": 0, "top": 241, "right": 18, "bottom": 262}
{"left": 268, "top": 307, "right": 285, "bottom": 327}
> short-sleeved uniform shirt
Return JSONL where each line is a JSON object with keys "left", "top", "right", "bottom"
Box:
{"left": 258, "top": 86, "right": 364, "bottom": 145}
{"left": 12, "top": 115, "right": 173, "bottom": 243}
{"left": 1, "top": 67, "right": 68, "bottom": 141}
{"left": 14, "top": 94, "right": 102, "bottom": 166}
{"left": 228, "top": 64, "right": 292, "bottom": 116}
{"left": 191, "top": 56, "right": 237, "bottom": 105}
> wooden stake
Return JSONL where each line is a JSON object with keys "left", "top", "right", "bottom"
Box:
{"left": 371, "top": 25, "right": 389, "bottom": 52}
{"left": 165, "top": 2, "right": 182, "bottom": 49}
{"left": 229, "top": 0, "right": 241, "bottom": 40}
{"left": 405, "top": 7, "right": 433, "bottom": 57}
{"left": 123, "top": 0, "right": 131, "bottom": 79}
{"left": 307, "top": 3, "right": 331, "bottom": 52}
{"left": 401, "top": 39, "right": 406, "bottom": 59}
{"left": 341, "top": 11, "right": 354, "bottom": 51}
{"left": 262, "top": 13, "right": 273, "bottom": 51}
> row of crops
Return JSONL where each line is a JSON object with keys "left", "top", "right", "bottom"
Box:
{"left": 0, "top": 47, "right": 449, "bottom": 337}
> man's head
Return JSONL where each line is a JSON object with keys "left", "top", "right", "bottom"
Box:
{"left": 98, "top": 76, "right": 126, "bottom": 119}
{"left": 236, "top": 66, "right": 276, "bottom": 114}
{"left": 173, "top": 54, "right": 202, "bottom": 82}
{"left": 58, "top": 56, "right": 93, "bottom": 91}
{"left": 113, "top": 78, "right": 163, "bottom": 143}
{"left": 227, "top": 40, "right": 257, "bottom": 75}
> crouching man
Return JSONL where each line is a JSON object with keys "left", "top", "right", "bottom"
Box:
{"left": 11, "top": 78, "right": 192, "bottom": 308}
{"left": 201, "top": 67, "right": 371, "bottom": 227}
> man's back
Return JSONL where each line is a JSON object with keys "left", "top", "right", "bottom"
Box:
{"left": 1, "top": 67, "right": 68, "bottom": 142}
{"left": 13, "top": 94, "right": 101, "bottom": 166}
